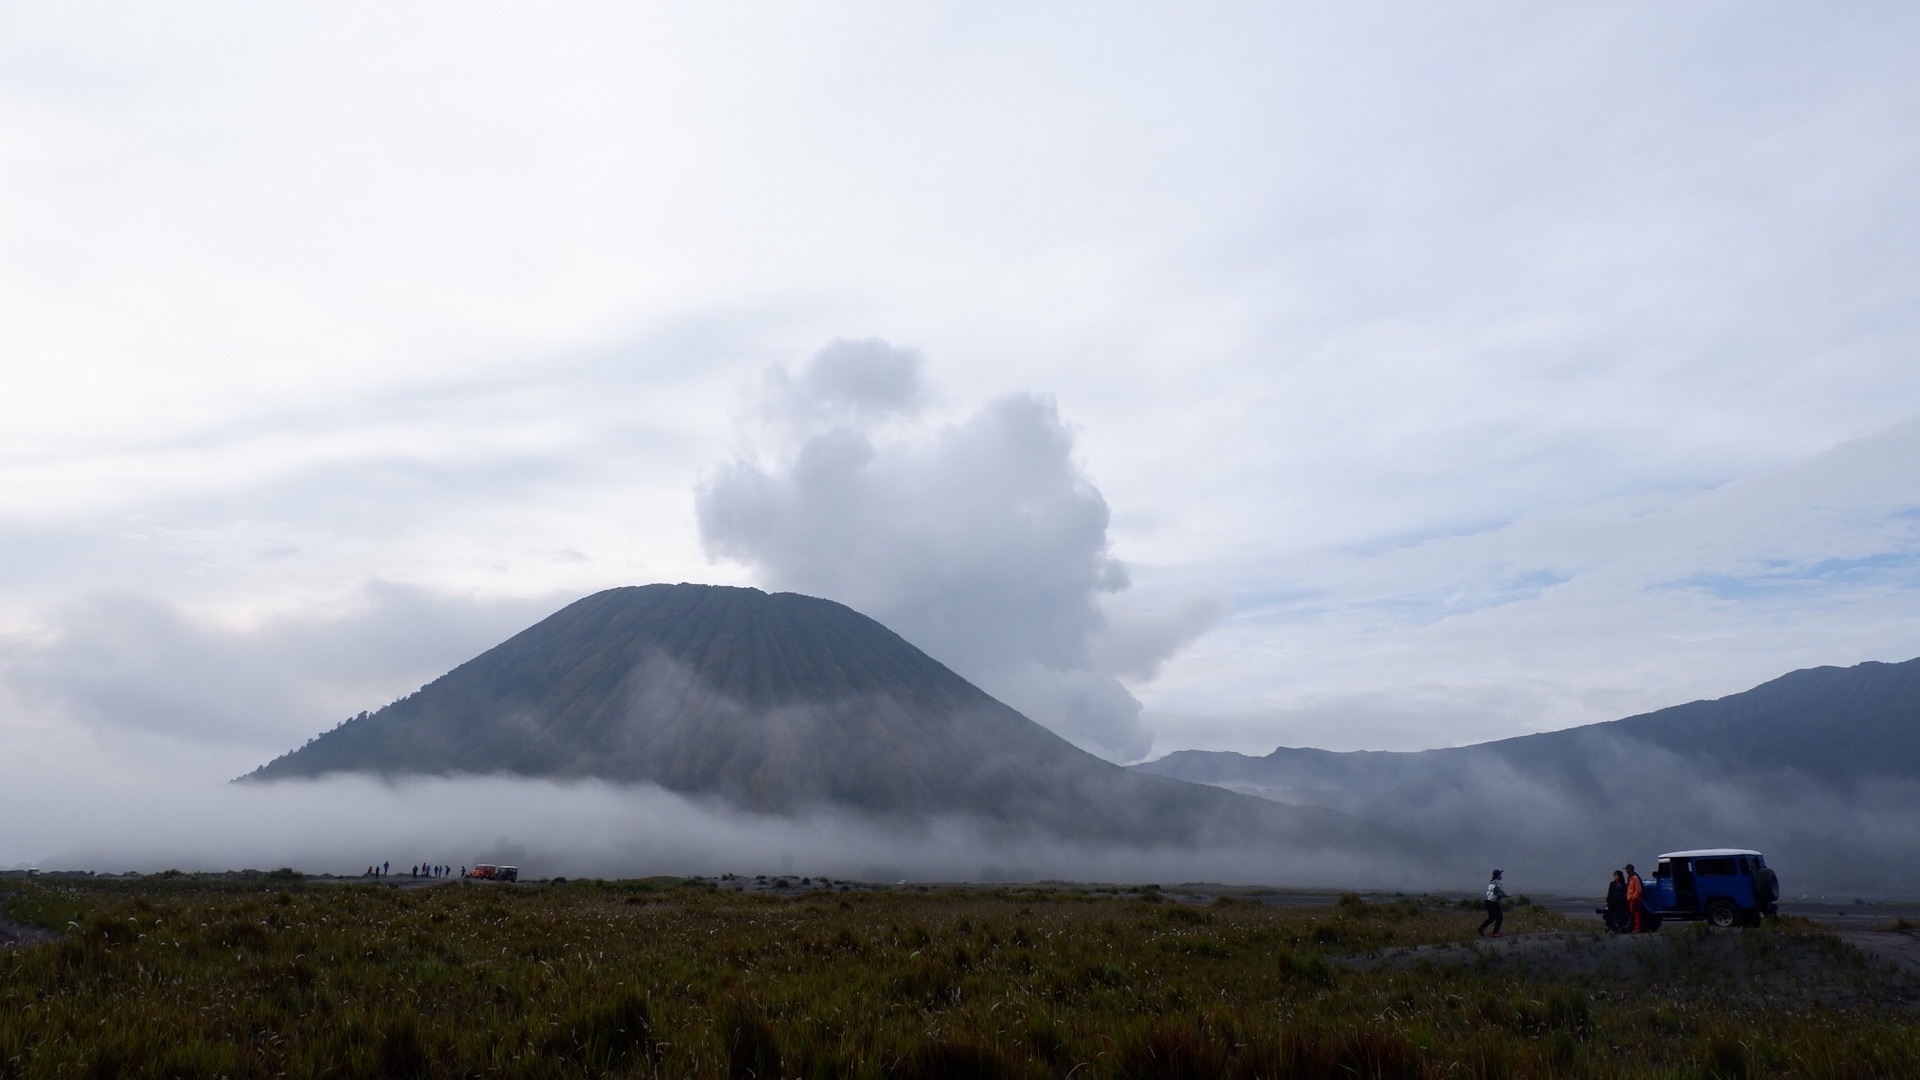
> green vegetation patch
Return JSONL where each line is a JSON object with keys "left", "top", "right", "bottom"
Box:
{"left": 0, "top": 879, "right": 1913, "bottom": 1078}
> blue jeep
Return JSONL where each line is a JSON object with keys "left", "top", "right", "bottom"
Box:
{"left": 1635, "top": 849, "right": 1780, "bottom": 929}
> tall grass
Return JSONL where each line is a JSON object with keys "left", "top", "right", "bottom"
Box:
{"left": 0, "top": 879, "right": 1911, "bottom": 1079}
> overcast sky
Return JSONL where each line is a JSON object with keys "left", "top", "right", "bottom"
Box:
{"left": 5, "top": 2, "right": 1920, "bottom": 814}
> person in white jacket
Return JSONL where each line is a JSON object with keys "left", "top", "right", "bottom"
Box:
{"left": 1478, "top": 869, "right": 1508, "bottom": 937}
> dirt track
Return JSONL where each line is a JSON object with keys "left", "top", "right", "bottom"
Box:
{"left": 0, "top": 892, "right": 59, "bottom": 950}
{"left": 1836, "top": 929, "right": 1920, "bottom": 976}
{"left": 1335, "top": 924, "right": 1920, "bottom": 1010}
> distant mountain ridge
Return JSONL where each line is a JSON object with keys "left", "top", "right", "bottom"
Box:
{"left": 1134, "top": 657, "right": 1920, "bottom": 891}
{"left": 249, "top": 584, "right": 1403, "bottom": 858}
{"left": 1137, "top": 656, "right": 1920, "bottom": 797}
{"left": 1566, "top": 658, "right": 1920, "bottom": 778}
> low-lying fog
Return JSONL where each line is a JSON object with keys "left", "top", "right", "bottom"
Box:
{"left": 11, "top": 719, "right": 1919, "bottom": 897}
{"left": 14, "top": 700, "right": 1920, "bottom": 899}
{"left": 2, "top": 768, "right": 1408, "bottom": 890}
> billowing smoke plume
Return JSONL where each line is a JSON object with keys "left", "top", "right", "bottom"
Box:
{"left": 697, "top": 339, "right": 1220, "bottom": 760}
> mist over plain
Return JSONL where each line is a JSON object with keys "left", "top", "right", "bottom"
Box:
{"left": 0, "top": 772, "right": 1404, "bottom": 889}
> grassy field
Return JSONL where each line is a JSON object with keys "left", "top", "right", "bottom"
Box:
{"left": 2, "top": 874, "right": 1916, "bottom": 1079}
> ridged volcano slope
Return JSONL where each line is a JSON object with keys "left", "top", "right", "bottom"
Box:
{"left": 248, "top": 584, "right": 1389, "bottom": 849}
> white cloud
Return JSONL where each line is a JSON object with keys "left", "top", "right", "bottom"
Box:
{"left": 761, "top": 337, "right": 929, "bottom": 430}
{"left": 698, "top": 340, "right": 1219, "bottom": 760}
{"left": 4, "top": 584, "right": 566, "bottom": 753}
{"left": 0, "top": 2, "right": 1916, "bottom": 789}
{"left": 1143, "top": 418, "right": 1920, "bottom": 753}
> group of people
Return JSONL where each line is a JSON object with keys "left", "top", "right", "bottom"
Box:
{"left": 1605, "top": 864, "right": 1649, "bottom": 933}
{"left": 361, "top": 861, "right": 465, "bottom": 879}
{"left": 1478, "top": 864, "right": 1652, "bottom": 938}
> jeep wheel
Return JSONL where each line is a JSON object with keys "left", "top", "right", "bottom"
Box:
{"left": 1706, "top": 900, "right": 1738, "bottom": 928}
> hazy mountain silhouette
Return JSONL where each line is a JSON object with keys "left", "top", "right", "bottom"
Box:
{"left": 1134, "top": 658, "right": 1920, "bottom": 892}
{"left": 248, "top": 584, "right": 1399, "bottom": 855}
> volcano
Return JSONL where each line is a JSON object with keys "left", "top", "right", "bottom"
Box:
{"left": 247, "top": 584, "right": 1391, "bottom": 851}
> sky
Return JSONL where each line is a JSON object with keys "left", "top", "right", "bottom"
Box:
{"left": 5, "top": 1, "right": 1920, "bottom": 833}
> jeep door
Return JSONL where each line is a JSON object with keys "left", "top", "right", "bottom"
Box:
{"left": 1672, "top": 859, "right": 1698, "bottom": 913}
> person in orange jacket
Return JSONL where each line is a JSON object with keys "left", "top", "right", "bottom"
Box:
{"left": 1624, "top": 863, "right": 1645, "bottom": 932}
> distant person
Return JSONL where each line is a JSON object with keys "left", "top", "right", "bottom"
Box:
{"left": 1478, "top": 869, "right": 1507, "bottom": 937}
{"left": 383, "top": 861, "right": 389, "bottom": 876}
{"left": 1624, "top": 864, "right": 1645, "bottom": 933}
{"left": 1606, "top": 870, "right": 1629, "bottom": 933}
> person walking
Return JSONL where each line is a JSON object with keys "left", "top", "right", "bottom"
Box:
{"left": 1624, "top": 864, "right": 1645, "bottom": 933}
{"left": 1478, "top": 869, "right": 1507, "bottom": 937}
{"left": 1606, "top": 870, "right": 1630, "bottom": 933}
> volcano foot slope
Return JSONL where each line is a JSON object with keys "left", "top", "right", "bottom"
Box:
{"left": 247, "top": 584, "right": 1393, "bottom": 854}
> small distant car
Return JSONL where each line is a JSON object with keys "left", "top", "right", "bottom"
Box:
{"left": 468, "top": 864, "right": 519, "bottom": 883}
{"left": 1603, "top": 849, "right": 1779, "bottom": 930}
